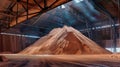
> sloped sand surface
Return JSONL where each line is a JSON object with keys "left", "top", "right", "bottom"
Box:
{"left": 19, "top": 26, "right": 111, "bottom": 55}
{"left": 0, "top": 26, "right": 115, "bottom": 67}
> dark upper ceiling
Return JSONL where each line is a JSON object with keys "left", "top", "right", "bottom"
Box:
{"left": 0, "top": 0, "right": 120, "bottom": 37}
{"left": 0, "top": 0, "right": 72, "bottom": 27}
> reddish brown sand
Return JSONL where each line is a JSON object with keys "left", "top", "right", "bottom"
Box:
{"left": 0, "top": 26, "right": 115, "bottom": 67}
{"left": 19, "top": 26, "right": 111, "bottom": 55}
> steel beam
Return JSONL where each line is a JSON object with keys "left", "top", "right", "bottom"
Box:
{"left": 43, "top": 0, "right": 47, "bottom": 8}
{"left": 9, "top": 0, "right": 72, "bottom": 27}
{"left": 0, "top": 13, "right": 14, "bottom": 17}
{"left": 27, "top": 0, "right": 29, "bottom": 19}
{"left": 33, "top": 0, "right": 43, "bottom": 9}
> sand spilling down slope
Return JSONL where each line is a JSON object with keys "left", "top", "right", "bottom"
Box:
{"left": 19, "top": 26, "right": 111, "bottom": 55}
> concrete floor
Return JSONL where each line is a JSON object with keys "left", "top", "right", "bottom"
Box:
{"left": 0, "top": 54, "right": 120, "bottom": 67}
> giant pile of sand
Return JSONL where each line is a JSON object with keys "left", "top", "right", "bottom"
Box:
{"left": 19, "top": 26, "right": 111, "bottom": 55}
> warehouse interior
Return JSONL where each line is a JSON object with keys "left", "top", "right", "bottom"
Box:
{"left": 0, "top": 0, "right": 120, "bottom": 66}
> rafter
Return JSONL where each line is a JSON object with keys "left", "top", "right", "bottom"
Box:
{"left": 9, "top": 0, "right": 72, "bottom": 27}
{"left": 0, "top": 13, "right": 14, "bottom": 17}
{"left": 33, "top": 0, "right": 43, "bottom": 9}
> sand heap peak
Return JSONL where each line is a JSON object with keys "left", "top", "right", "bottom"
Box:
{"left": 19, "top": 26, "right": 111, "bottom": 55}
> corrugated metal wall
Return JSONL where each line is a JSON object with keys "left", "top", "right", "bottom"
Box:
{"left": 0, "top": 34, "right": 37, "bottom": 53}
